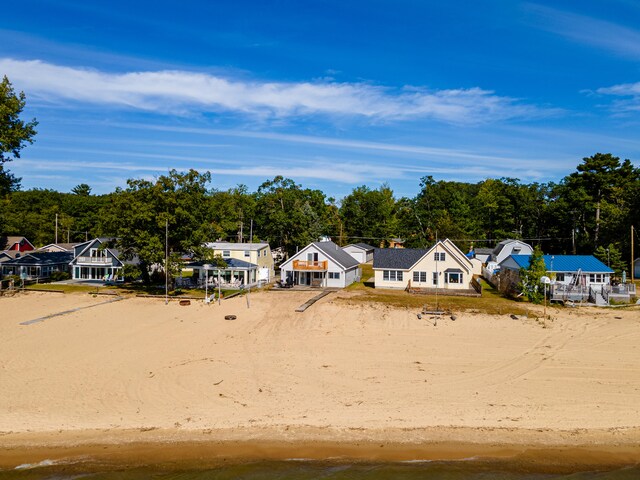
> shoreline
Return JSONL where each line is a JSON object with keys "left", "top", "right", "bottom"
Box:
{"left": 2, "top": 426, "right": 640, "bottom": 471}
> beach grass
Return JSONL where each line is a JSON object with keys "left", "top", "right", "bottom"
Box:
{"left": 25, "top": 283, "right": 118, "bottom": 294}
{"left": 345, "top": 274, "right": 533, "bottom": 316}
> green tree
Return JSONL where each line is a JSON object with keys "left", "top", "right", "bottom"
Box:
{"left": 71, "top": 183, "right": 92, "bottom": 196}
{"left": 564, "top": 153, "right": 639, "bottom": 248}
{"left": 517, "top": 246, "right": 547, "bottom": 304}
{"left": 100, "top": 169, "right": 214, "bottom": 282}
{"left": 594, "top": 243, "right": 626, "bottom": 278}
{"left": 254, "top": 176, "right": 328, "bottom": 254}
{"left": 0, "top": 76, "right": 38, "bottom": 194}
{"left": 340, "top": 184, "right": 397, "bottom": 245}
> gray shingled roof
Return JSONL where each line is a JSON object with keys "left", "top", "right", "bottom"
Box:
{"left": 373, "top": 248, "right": 429, "bottom": 270}
{"left": 2, "top": 251, "right": 73, "bottom": 266}
{"left": 314, "top": 241, "right": 360, "bottom": 269}
{"left": 205, "top": 242, "right": 269, "bottom": 251}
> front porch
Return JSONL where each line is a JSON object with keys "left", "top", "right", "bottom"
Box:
{"left": 284, "top": 270, "right": 329, "bottom": 287}
{"left": 187, "top": 258, "right": 260, "bottom": 290}
{"left": 73, "top": 265, "right": 122, "bottom": 282}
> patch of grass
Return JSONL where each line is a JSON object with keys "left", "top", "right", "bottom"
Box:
{"left": 341, "top": 277, "right": 531, "bottom": 315}
{"left": 360, "top": 263, "right": 373, "bottom": 279}
{"left": 25, "top": 283, "right": 117, "bottom": 294}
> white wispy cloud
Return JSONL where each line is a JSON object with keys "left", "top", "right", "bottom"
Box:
{"left": 0, "top": 58, "right": 552, "bottom": 124}
{"left": 525, "top": 3, "right": 640, "bottom": 60}
{"left": 596, "top": 81, "right": 640, "bottom": 113}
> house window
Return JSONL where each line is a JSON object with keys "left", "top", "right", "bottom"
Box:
{"left": 556, "top": 273, "right": 565, "bottom": 282}
{"left": 434, "top": 252, "right": 446, "bottom": 261}
{"left": 223, "top": 250, "right": 230, "bottom": 257}
{"left": 433, "top": 272, "right": 439, "bottom": 286}
{"left": 446, "top": 272, "right": 462, "bottom": 284}
{"left": 589, "top": 273, "right": 604, "bottom": 283}
{"left": 244, "top": 250, "right": 250, "bottom": 257}
{"left": 413, "top": 271, "right": 427, "bottom": 282}
{"left": 513, "top": 248, "right": 521, "bottom": 254}
{"left": 383, "top": 270, "right": 403, "bottom": 281}
{"left": 329, "top": 272, "right": 340, "bottom": 279}
{"left": 90, "top": 248, "right": 106, "bottom": 258}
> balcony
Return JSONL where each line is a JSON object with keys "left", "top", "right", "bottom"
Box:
{"left": 76, "top": 256, "right": 112, "bottom": 264}
{"left": 293, "top": 260, "right": 328, "bottom": 271}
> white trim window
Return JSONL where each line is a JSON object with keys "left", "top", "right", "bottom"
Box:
{"left": 589, "top": 273, "right": 605, "bottom": 283}
{"left": 445, "top": 272, "right": 462, "bottom": 284}
{"left": 328, "top": 272, "right": 340, "bottom": 279}
{"left": 434, "top": 252, "right": 446, "bottom": 261}
{"left": 223, "top": 250, "right": 231, "bottom": 258}
{"left": 244, "top": 250, "right": 250, "bottom": 258}
{"left": 383, "top": 270, "right": 404, "bottom": 281}
{"left": 412, "top": 271, "right": 427, "bottom": 282}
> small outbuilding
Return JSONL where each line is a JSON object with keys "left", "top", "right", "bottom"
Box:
{"left": 342, "top": 243, "right": 375, "bottom": 264}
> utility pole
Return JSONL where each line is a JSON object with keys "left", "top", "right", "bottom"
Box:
{"left": 165, "top": 218, "right": 169, "bottom": 305}
{"left": 632, "top": 225, "right": 635, "bottom": 283}
{"left": 239, "top": 221, "right": 243, "bottom": 243}
{"left": 55, "top": 214, "right": 58, "bottom": 244}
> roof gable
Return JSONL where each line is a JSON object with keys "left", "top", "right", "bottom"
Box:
{"left": 374, "top": 239, "right": 473, "bottom": 272}
{"left": 282, "top": 241, "right": 359, "bottom": 270}
{"left": 493, "top": 239, "right": 532, "bottom": 256}
{"left": 345, "top": 243, "right": 376, "bottom": 252}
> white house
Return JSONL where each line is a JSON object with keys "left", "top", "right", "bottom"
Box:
{"left": 279, "top": 241, "right": 360, "bottom": 288}
{"left": 373, "top": 238, "right": 480, "bottom": 291}
{"left": 342, "top": 243, "right": 375, "bottom": 264}
{"left": 499, "top": 254, "right": 613, "bottom": 288}
{"left": 204, "top": 242, "right": 274, "bottom": 283}
{"left": 499, "top": 254, "right": 620, "bottom": 303}
{"left": 491, "top": 239, "right": 533, "bottom": 265}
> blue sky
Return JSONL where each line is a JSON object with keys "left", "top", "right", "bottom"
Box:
{"left": 2, "top": 0, "right": 640, "bottom": 199}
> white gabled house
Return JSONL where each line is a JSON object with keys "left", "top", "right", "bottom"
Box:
{"left": 279, "top": 241, "right": 361, "bottom": 288}
{"left": 491, "top": 239, "right": 533, "bottom": 265}
{"left": 373, "top": 238, "right": 481, "bottom": 292}
{"left": 342, "top": 243, "right": 375, "bottom": 264}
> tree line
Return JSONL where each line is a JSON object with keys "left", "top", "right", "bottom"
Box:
{"left": 1, "top": 152, "right": 639, "bottom": 278}
{"left": 1, "top": 75, "right": 639, "bottom": 277}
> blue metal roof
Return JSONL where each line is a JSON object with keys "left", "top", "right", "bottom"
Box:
{"left": 509, "top": 254, "right": 613, "bottom": 273}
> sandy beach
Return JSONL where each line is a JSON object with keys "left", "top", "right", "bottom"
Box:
{"left": 1, "top": 289, "right": 639, "bottom": 467}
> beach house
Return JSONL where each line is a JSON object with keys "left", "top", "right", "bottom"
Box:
{"left": 203, "top": 242, "right": 274, "bottom": 283}
{"left": 373, "top": 238, "right": 481, "bottom": 293}
{"left": 498, "top": 254, "right": 630, "bottom": 304}
{"left": 279, "top": 240, "right": 360, "bottom": 288}
{"left": 69, "top": 238, "right": 126, "bottom": 281}
{"left": 1, "top": 251, "right": 73, "bottom": 281}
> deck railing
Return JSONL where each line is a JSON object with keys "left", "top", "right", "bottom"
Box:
{"left": 293, "top": 260, "right": 328, "bottom": 271}
{"left": 76, "top": 256, "right": 112, "bottom": 264}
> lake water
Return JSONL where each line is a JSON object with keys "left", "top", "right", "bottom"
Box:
{"left": 3, "top": 459, "right": 639, "bottom": 480}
